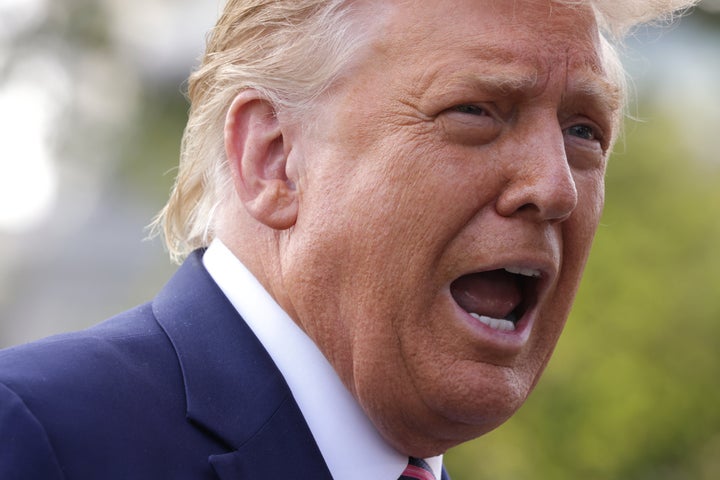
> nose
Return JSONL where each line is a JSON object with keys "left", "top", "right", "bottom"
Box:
{"left": 495, "top": 131, "right": 578, "bottom": 224}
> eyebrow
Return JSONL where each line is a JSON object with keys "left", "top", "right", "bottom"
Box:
{"left": 454, "top": 70, "right": 541, "bottom": 97}
{"left": 565, "top": 73, "right": 625, "bottom": 118}
{"left": 449, "top": 63, "right": 624, "bottom": 120}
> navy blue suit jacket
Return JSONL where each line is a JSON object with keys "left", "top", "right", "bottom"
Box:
{"left": 0, "top": 251, "right": 451, "bottom": 479}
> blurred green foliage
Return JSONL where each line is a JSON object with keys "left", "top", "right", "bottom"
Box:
{"left": 446, "top": 112, "right": 720, "bottom": 479}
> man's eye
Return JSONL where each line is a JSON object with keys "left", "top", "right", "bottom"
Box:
{"left": 452, "top": 104, "right": 489, "bottom": 116}
{"left": 565, "top": 124, "right": 597, "bottom": 141}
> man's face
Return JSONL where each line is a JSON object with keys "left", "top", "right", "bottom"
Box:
{"left": 280, "top": 0, "right": 621, "bottom": 455}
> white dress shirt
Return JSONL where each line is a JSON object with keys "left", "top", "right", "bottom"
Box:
{"left": 203, "top": 239, "right": 443, "bottom": 480}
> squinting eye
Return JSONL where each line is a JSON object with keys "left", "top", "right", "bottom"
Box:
{"left": 566, "top": 124, "right": 597, "bottom": 141}
{"left": 452, "top": 104, "right": 489, "bottom": 116}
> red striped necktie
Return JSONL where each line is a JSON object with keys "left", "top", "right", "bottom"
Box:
{"left": 398, "top": 457, "right": 437, "bottom": 480}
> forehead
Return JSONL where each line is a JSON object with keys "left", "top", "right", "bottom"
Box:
{"left": 374, "top": 0, "right": 600, "bottom": 52}
{"left": 354, "top": 0, "right": 621, "bottom": 112}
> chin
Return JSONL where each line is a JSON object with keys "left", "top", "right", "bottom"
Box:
{"left": 440, "top": 370, "right": 528, "bottom": 428}
{"left": 381, "top": 365, "right": 535, "bottom": 456}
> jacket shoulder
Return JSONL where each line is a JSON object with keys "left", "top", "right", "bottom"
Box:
{"left": 0, "top": 302, "right": 170, "bottom": 393}
{"left": 0, "top": 303, "right": 202, "bottom": 478}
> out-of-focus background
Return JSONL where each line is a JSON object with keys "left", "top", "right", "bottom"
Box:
{"left": 0, "top": 1, "right": 718, "bottom": 478}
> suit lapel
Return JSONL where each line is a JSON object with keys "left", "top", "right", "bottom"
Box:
{"left": 152, "top": 251, "right": 332, "bottom": 479}
{"left": 209, "top": 395, "right": 334, "bottom": 479}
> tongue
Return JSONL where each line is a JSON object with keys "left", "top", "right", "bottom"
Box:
{"left": 451, "top": 270, "right": 521, "bottom": 320}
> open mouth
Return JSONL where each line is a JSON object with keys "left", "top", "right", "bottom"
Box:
{"left": 450, "top": 267, "right": 542, "bottom": 332}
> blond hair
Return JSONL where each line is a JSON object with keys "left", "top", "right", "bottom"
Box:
{"left": 151, "top": 0, "right": 698, "bottom": 263}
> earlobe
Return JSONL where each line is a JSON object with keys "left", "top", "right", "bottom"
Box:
{"left": 224, "top": 90, "right": 298, "bottom": 230}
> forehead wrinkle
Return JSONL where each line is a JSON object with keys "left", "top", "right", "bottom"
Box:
{"left": 403, "top": 43, "right": 545, "bottom": 103}
{"left": 373, "top": 8, "right": 616, "bottom": 114}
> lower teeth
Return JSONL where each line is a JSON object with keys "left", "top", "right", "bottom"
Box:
{"left": 469, "top": 312, "right": 516, "bottom": 332}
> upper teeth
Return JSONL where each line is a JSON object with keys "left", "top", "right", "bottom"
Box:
{"left": 504, "top": 266, "right": 541, "bottom": 277}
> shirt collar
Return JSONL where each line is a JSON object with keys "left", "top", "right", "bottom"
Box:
{"left": 202, "top": 239, "right": 442, "bottom": 479}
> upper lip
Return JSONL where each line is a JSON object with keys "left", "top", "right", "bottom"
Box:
{"left": 458, "top": 254, "right": 558, "bottom": 285}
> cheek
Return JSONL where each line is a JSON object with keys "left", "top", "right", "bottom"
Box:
{"left": 527, "top": 172, "right": 605, "bottom": 361}
{"left": 568, "top": 171, "right": 605, "bottom": 259}
{"left": 513, "top": 173, "right": 606, "bottom": 387}
{"left": 282, "top": 163, "right": 449, "bottom": 385}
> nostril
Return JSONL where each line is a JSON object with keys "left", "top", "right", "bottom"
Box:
{"left": 516, "top": 203, "right": 539, "bottom": 214}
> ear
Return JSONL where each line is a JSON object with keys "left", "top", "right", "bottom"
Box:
{"left": 224, "top": 90, "right": 298, "bottom": 230}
